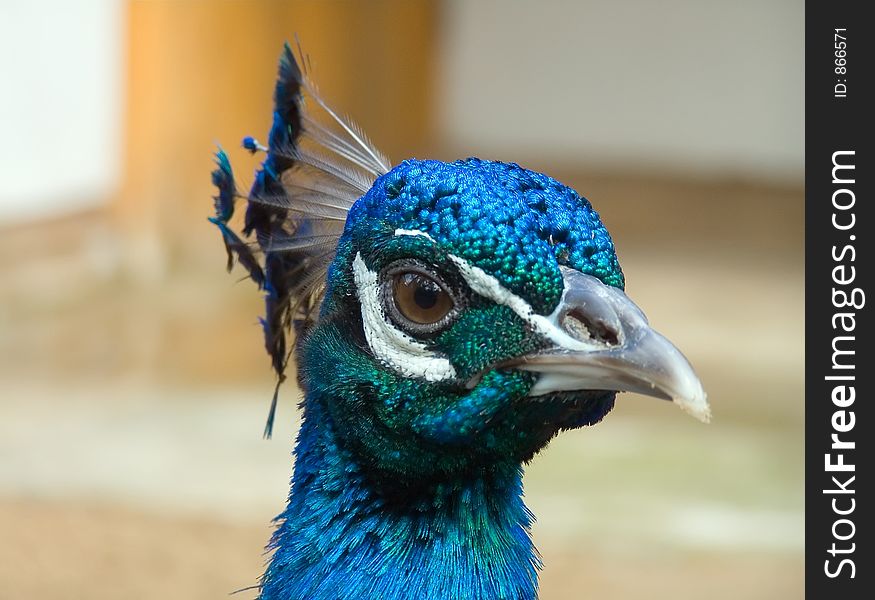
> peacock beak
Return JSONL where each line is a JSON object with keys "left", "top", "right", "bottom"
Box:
{"left": 507, "top": 267, "right": 710, "bottom": 422}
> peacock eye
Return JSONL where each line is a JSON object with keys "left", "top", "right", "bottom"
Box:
{"left": 381, "top": 262, "right": 461, "bottom": 336}
{"left": 393, "top": 272, "right": 454, "bottom": 324}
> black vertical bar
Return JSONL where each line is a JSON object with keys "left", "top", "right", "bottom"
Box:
{"left": 806, "top": 1, "right": 872, "bottom": 597}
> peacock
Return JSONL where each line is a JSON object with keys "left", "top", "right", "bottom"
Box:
{"left": 209, "top": 43, "right": 709, "bottom": 600}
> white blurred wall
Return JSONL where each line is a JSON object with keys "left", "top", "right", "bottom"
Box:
{"left": 439, "top": 0, "right": 803, "bottom": 183}
{"left": 0, "top": 1, "right": 123, "bottom": 223}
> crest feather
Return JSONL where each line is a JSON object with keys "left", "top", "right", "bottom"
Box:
{"left": 209, "top": 41, "right": 390, "bottom": 436}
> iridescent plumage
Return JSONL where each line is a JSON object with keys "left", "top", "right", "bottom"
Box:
{"left": 211, "top": 43, "right": 708, "bottom": 600}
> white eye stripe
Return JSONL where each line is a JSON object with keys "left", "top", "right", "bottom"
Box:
{"left": 351, "top": 247, "right": 600, "bottom": 382}
{"left": 352, "top": 253, "right": 457, "bottom": 381}
{"left": 448, "top": 255, "right": 602, "bottom": 352}
{"left": 393, "top": 228, "right": 436, "bottom": 242}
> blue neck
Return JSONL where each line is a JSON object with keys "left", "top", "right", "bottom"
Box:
{"left": 259, "top": 398, "right": 540, "bottom": 600}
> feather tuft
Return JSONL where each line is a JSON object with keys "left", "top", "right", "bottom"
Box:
{"left": 209, "top": 40, "right": 391, "bottom": 436}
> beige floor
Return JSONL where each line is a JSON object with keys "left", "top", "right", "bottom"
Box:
{"left": 0, "top": 498, "right": 801, "bottom": 600}
{"left": 0, "top": 174, "right": 803, "bottom": 599}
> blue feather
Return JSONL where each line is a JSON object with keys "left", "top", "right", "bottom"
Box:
{"left": 242, "top": 135, "right": 267, "bottom": 154}
{"left": 207, "top": 217, "right": 265, "bottom": 287}
{"left": 210, "top": 148, "right": 236, "bottom": 222}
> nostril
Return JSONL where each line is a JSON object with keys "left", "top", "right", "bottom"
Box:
{"left": 563, "top": 308, "right": 620, "bottom": 346}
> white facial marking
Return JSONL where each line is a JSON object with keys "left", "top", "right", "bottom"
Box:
{"left": 393, "top": 228, "right": 436, "bottom": 242}
{"left": 448, "top": 255, "right": 604, "bottom": 352}
{"left": 352, "top": 253, "right": 457, "bottom": 381}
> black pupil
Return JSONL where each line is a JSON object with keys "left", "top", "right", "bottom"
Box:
{"left": 413, "top": 278, "right": 439, "bottom": 309}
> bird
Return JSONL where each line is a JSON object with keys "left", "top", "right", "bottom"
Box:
{"left": 209, "top": 43, "right": 709, "bottom": 600}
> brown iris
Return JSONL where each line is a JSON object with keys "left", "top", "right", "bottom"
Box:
{"left": 392, "top": 272, "right": 455, "bottom": 325}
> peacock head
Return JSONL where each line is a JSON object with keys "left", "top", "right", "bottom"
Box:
{"left": 296, "top": 158, "right": 707, "bottom": 484}
{"left": 211, "top": 44, "right": 708, "bottom": 488}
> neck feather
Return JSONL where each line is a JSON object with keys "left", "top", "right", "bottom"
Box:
{"left": 259, "top": 398, "right": 540, "bottom": 600}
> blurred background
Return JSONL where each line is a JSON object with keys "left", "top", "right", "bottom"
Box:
{"left": 0, "top": 1, "right": 802, "bottom": 598}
